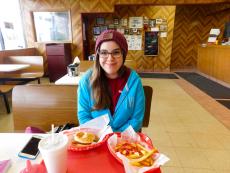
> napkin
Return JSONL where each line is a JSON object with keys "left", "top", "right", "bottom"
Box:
{"left": 73, "top": 56, "right": 80, "bottom": 64}
{"left": 107, "top": 126, "right": 170, "bottom": 173}
{"left": 79, "top": 114, "right": 110, "bottom": 129}
{"left": 0, "top": 159, "right": 11, "bottom": 173}
{"left": 20, "top": 160, "right": 46, "bottom": 173}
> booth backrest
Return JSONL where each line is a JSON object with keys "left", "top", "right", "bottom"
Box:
{"left": 3, "top": 56, "right": 44, "bottom": 73}
{"left": 143, "top": 85, "right": 153, "bottom": 127}
{"left": 79, "top": 61, "right": 94, "bottom": 72}
{"left": 12, "top": 84, "right": 78, "bottom": 132}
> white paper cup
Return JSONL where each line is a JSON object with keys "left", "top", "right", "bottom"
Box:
{"left": 38, "top": 133, "right": 68, "bottom": 173}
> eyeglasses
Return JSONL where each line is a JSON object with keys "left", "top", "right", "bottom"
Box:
{"left": 98, "top": 49, "right": 122, "bottom": 59}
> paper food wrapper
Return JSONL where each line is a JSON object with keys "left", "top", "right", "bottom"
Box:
{"left": 62, "top": 114, "right": 113, "bottom": 143}
{"left": 107, "top": 126, "right": 170, "bottom": 173}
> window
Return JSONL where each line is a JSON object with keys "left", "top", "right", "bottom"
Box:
{"left": 0, "top": 0, "right": 26, "bottom": 50}
{"left": 33, "top": 11, "right": 72, "bottom": 43}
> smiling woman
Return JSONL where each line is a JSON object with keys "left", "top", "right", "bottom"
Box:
{"left": 78, "top": 30, "right": 145, "bottom": 132}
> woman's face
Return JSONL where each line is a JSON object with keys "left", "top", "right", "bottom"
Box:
{"left": 98, "top": 41, "right": 123, "bottom": 79}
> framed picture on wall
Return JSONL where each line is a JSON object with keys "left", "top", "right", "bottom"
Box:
{"left": 129, "top": 28, "right": 134, "bottom": 35}
{"left": 156, "top": 18, "right": 163, "bottom": 24}
{"left": 132, "top": 28, "right": 138, "bottom": 33}
{"left": 120, "top": 18, "right": 128, "bottom": 26}
{"left": 149, "top": 19, "right": 156, "bottom": 27}
{"left": 32, "top": 11, "right": 72, "bottom": 42}
{"left": 143, "top": 18, "right": 149, "bottom": 25}
{"left": 124, "top": 29, "right": 129, "bottom": 35}
{"left": 100, "top": 25, "right": 108, "bottom": 33}
{"left": 96, "top": 17, "right": 105, "bottom": 25}
{"left": 93, "top": 26, "right": 101, "bottom": 35}
{"left": 114, "top": 18, "right": 119, "bottom": 25}
{"left": 129, "top": 17, "right": 143, "bottom": 28}
{"left": 162, "top": 18, "right": 167, "bottom": 24}
{"left": 159, "top": 24, "right": 167, "bottom": 32}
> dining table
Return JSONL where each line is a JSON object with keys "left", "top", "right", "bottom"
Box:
{"left": 0, "top": 133, "right": 161, "bottom": 173}
{"left": 0, "top": 133, "right": 44, "bottom": 172}
{"left": 0, "top": 64, "right": 33, "bottom": 84}
{"left": 55, "top": 72, "right": 84, "bottom": 85}
{"left": 0, "top": 64, "right": 30, "bottom": 72}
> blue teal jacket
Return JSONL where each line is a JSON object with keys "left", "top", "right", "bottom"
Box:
{"left": 77, "top": 69, "right": 145, "bottom": 132}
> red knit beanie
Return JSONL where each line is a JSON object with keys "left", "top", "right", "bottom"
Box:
{"left": 95, "top": 30, "right": 128, "bottom": 58}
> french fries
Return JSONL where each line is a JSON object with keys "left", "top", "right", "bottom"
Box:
{"left": 114, "top": 141, "right": 157, "bottom": 167}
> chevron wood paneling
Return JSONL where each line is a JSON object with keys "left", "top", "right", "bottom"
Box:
{"left": 20, "top": 0, "right": 229, "bottom": 73}
{"left": 86, "top": 6, "right": 176, "bottom": 71}
{"left": 119, "top": 6, "right": 176, "bottom": 72}
{"left": 171, "top": 4, "right": 230, "bottom": 70}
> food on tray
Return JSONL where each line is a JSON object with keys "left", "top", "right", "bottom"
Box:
{"left": 115, "top": 141, "right": 157, "bottom": 167}
{"left": 71, "top": 131, "right": 99, "bottom": 147}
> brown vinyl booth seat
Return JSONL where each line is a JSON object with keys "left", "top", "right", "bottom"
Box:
{"left": 142, "top": 85, "right": 153, "bottom": 128}
{"left": 12, "top": 84, "right": 78, "bottom": 132}
{"left": 12, "top": 84, "right": 152, "bottom": 132}
{"left": 1, "top": 56, "right": 44, "bottom": 83}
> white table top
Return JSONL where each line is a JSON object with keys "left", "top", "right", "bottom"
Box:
{"left": 55, "top": 73, "right": 84, "bottom": 85}
{"left": 0, "top": 133, "right": 47, "bottom": 172}
{"left": 0, "top": 64, "right": 30, "bottom": 72}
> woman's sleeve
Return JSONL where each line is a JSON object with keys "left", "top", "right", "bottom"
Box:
{"left": 116, "top": 78, "right": 145, "bottom": 132}
{"left": 77, "top": 78, "right": 93, "bottom": 124}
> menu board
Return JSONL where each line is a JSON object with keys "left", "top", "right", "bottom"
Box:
{"left": 144, "top": 31, "right": 158, "bottom": 56}
{"left": 125, "top": 35, "right": 142, "bottom": 50}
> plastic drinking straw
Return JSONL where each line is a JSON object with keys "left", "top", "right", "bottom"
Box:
{"left": 51, "top": 124, "right": 54, "bottom": 144}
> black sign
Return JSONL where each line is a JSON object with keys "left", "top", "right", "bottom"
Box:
{"left": 144, "top": 31, "right": 158, "bottom": 56}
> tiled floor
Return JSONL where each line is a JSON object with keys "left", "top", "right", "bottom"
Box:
{"left": 1, "top": 76, "right": 230, "bottom": 172}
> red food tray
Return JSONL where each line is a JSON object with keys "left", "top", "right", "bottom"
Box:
{"left": 63, "top": 128, "right": 109, "bottom": 151}
{"left": 66, "top": 133, "right": 161, "bottom": 173}
{"left": 22, "top": 133, "right": 161, "bottom": 172}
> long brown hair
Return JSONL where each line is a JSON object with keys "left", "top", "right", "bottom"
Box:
{"left": 90, "top": 51, "right": 126, "bottom": 110}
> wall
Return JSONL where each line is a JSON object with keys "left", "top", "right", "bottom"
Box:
{"left": 85, "top": 5, "right": 176, "bottom": 72}
{"left": 19, "top": 0, "right": 229, "bottom": 72}
{"left": 171, "top": 4, "right": 230, "bottom": 70}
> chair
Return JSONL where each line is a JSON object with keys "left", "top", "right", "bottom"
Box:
{"left": 12, "top": 84, "right": 78, "bottom": 132}
{"left": 0, "top": 85, "right": 15, "bottom": 113}
{"left": 142, "top": 85, "right": 153, "bottom": 127}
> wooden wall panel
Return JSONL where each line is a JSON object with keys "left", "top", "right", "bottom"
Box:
{"left": 20, "top": 0, "right": 229, "bottom": 73}
{"left": 171, "top": 4, "right": 230, "bottom": 70}
{"left": 117, "top": 0, "right": 228, "bottom": 5}
{"left": 116, "top": 6, "right": 176, "bottom": 72}
{"left": 85, "top": 6, "right": 175, "bottom": 71}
